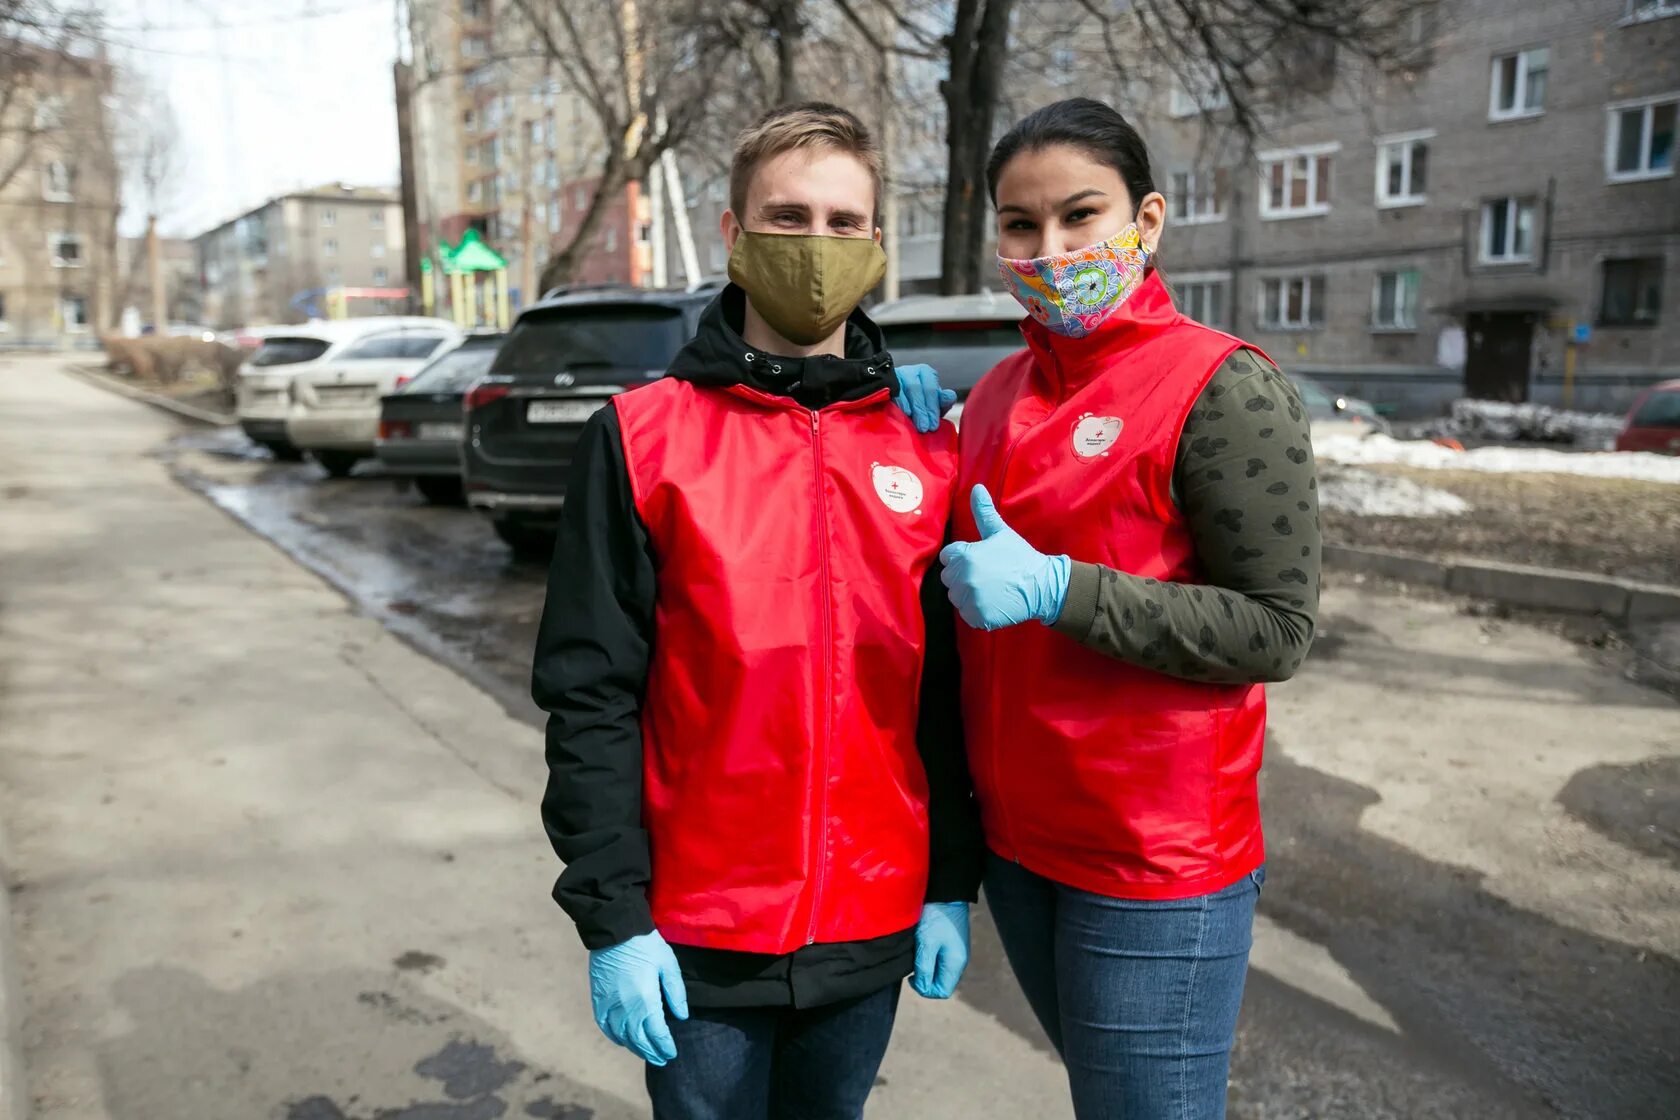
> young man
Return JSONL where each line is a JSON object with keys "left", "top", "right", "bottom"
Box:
{"left": 531, "top": 103, "right": 982, "bottom": 1120}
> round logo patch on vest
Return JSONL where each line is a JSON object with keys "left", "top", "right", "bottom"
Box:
{"left": 871, "top": 463, "right": 923, "bottom": 515}
{"left": 1072, "top": 413, "right": 1124, "bottom": 459}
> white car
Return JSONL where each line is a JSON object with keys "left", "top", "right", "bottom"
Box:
{"left": 238, "top": 319, "right": 438, "bottom": 461}
{"left": 278, "top": 318, "right": 461, "bottom": 477}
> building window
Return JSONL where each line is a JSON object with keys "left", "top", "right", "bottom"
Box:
{"left": 1480, "top": 197, "right": 1536, "bottom": 263}
{"left": 1624, "top": 1, "right": 1680, "bottom": 22}
{"left": 321, "top": 209, "right": 336, "bottom": 228}
{"left": 61, "top": 295, "right": 88, "bottom": 332}
{"left": 1169, "top": 169, "right": 1227, "bottom": 224}
{"left": 371, "top": 209, "right": 385, "bottom": 227}
{"left": 326, "top": 266, "right": 341, "bottom": 285}
{"left": 546, "top": 157, "right": 559, "bottom": 190}
{"left": 1606, "top": 94, "right": 1677, "bottom": 182}
{"left": 371, "top": 243, "right": 386, "bottom": 258}
{"left": 1371, "top": 270, "right": 1420, "bottom": 330}
{"left": 323, "top": 238, "right": 338, "bottom": 257}
{"left": 529, "top": 119, "right": 542, "bottom": 146}
{"left": 33, "top": 96, "right": 63, "bottom": 129}
{"left": 1489, "top": 47, "right": 1548, "bottom": 120}
{"left": 467, "top": 180, "right": 484, "bottom": 204}
{"left": 1375, "top": 131, "right": 1431, "bottom": 207}
{"left": 1258, "top": 145, "right": 1335, "bottom": 219}
{"left": 49, "top": 232, "right": 82, "bottom": 267}
{"left": 548, "top": 200, "right": 561, "bottom": 235}
{"left": 462, "top": 36, "right": 488, "bottom": 59}
{"left": 42, "top": 160, "right": 74, "bottom": 202}
{"left": 605, "top": 228, "right": 618, "bottom": 252}
{"left": 574, "top": 186, "right": 587, "bottom": 210}
{"left": 1259, "top": 275, "right": 1325, "bottom": 329}
{"left": 1175, "top": 276, "right": 1228, "bottom": 327}
{"left": 1168, "top": 65, "right": 1229, "bottom": 118}
{"left": 1598, "top": 257, "right": 1664, "bottom": 325}
{"left": 372, "top": 266, "right": 390, "bottom": 285}
{"left": 545, "top": 117, "right": 557, "bottom": 150}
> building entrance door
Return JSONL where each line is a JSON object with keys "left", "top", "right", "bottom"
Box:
{"left": 1463, "top": 311, "right": 1535, "bottom": 402}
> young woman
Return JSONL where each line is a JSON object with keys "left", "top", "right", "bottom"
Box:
{"left": 937, "top": 98, "right": 1321, "bottom": 1118}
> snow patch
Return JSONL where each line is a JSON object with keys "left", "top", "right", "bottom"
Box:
{"left": 1316, "top": 433, "right": 1680, "bottom": 484}
{"left": 1319, "top": 465, "right": 1471, "bottom": 517}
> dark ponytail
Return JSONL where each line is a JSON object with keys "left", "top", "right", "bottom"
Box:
{"left": 986, "top": 98, "right": 1157, "bottom": 213}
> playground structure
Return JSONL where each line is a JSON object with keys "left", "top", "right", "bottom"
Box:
{"left": 423, "top": 230, "right": 511, "bottom": 330}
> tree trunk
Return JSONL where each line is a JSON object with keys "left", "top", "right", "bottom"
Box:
{"left": 770, "top": 0, "right": 801, "bottom": 105}
{"left": 537, "top": 144, "right": 632, "bottom": 294}
{"left": 938, "top": 0, "right": 1016, "bottom": 295}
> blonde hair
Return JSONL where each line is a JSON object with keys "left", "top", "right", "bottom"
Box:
{"left": 729, "top": 102, "right": 883, "bottom": 225}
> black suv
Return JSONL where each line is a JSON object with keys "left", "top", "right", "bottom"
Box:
{"left": 461, "top": 288, "right": 713, "bottom": 557}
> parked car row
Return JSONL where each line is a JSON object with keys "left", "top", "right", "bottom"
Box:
{"left": 227, "top": 290, "right": 1424, "bottom": 561}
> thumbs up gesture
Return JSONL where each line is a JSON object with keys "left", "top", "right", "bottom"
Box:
{"left": 939, "top": 485, "right": 1072, "bottom": 631}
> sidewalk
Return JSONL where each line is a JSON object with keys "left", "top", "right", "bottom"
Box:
{"left": 0, "top": 355, "right": 1071, "bottom": 1117}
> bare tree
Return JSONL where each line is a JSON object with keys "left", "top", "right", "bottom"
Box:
{"left": 830, "top": 0, "right": 1436, "bottom": 294}
{"left": 504, "top": 0, "right": 757, "bottom": 293}
{"left": 1, "top": 2, "right": 101, "bottom": 195}
{"left": 112, "top": 70, "right": 182, "bottom": 331}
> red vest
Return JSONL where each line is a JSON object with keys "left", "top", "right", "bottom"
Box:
{"left": 954, "top": 273, "right": 1267, "bottom": 899}
{"left": 613, "top": 377, "right": 957, "bottom": 953}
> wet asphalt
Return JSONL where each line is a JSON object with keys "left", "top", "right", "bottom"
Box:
{"left": 160, "top": 427, "right": 1679, "bottom": 1120}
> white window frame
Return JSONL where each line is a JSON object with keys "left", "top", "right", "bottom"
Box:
{"left": 1169, "top": 169, "right": 1226, "bottom": 225}
{"left": 322, "top": 238, "right": 338, "bottom": 257}
{"left": 1374, "top": 130, "right": 1433, "bottom": 208}
{"left": 321, "top": 209, "right": 336, "bottom": 227}
{"left": 60, "top": 294, "right": 89, "bottom": 333}
{"left": 1257, "top": 143, "right": 1337, "bottom": 220}
{"left": 1605, "top": 92, "right": 1678, "bottom": 183}
{"left": 467, "top": 180, "right": 484, "bottom": 204}
{"left": 1173, "top": 271, "right": 1230, "bottom": 328}
{"left": 1371, "top": 269, "right": 1421, "bottom": 331}
{"left": 1489, "top": 47, "right": 1549, "bottom": 121}
{"left": 1169, "top": 65, "right": 1229, "bottom": 118}
{"left": 1622, "top": 1, "right": 1680, "bottom": 24}
{"left": 48, "top": 231, "right": 83, "bottom": 268}
{"left": 1480, "top": 197, "right": 1537, "bottom": 264}
{"left": 1258, "top": 274, "right": 1325, "bottom": 330}
{"left": 42, "top": 160, "right": 74, "bottom": 202}
{"left": 370, "top": 243, "right": 386, "bottom": 259}
{"left": 371, "top": 209, "right": 385, "bottom": 227}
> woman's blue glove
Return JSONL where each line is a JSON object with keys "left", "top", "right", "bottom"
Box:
{"left": 940, "top": 485, "right": 1071, "bottom": 630}
{"left": 587, "top": 930, "right": 689, "bottom": 1066}
{"left": 892, "top": 362, "right": 959, "bottom": 433}
{"left": 912, "top": 902, "right": 971, "bottom": 999}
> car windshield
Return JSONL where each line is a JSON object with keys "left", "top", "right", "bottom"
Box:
{"left": 880, "top": 320, "right": 1025, "bottom": 393}
{"left": 1632, "top": 389, "right": 1680, "bottom": 427}
{"left": 403, "top": 342, "right": 502, "bottom": 394}
{"left": 249, "top": 337, "right": 330, "bottom": 367}
{"left": 493, "top": 305, "right": 687, "bottom": 376}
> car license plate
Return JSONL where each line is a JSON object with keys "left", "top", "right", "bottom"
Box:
{"left": 527, "top": 399, "right": 605, "bottom": 424}
{"left": 418, "top": 422, "right": 463, "bottom": 441}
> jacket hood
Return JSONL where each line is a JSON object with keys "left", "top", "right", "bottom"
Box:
{"left": 668, "top": 283, "right": 893, "bottom": 409}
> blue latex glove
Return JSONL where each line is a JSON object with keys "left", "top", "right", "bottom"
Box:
{"left": 892, "top": 362, "right": 959, "bottom": 433}
{"left": 587, "top": 930, "right": 689, "bottom": 1066}
{"left": 940, "top": 484, "right": 1071, "bottom": 630}
{"left": 912, "top": 902, "right": 971, "bottom": 999}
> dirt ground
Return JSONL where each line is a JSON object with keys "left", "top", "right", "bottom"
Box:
{"left": 1323, "top": 465, "right": 1680, "bottom": 586}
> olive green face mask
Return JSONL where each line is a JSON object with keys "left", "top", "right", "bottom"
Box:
{"left": 727, "top": 231, "right": 888, "bottom": 347}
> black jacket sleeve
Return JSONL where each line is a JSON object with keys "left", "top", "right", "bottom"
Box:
{"left": 530, "top": 405, "right": 658, "bottom": 950}
{"left": 917, "top": 556, "right": 985, "bottom": 903}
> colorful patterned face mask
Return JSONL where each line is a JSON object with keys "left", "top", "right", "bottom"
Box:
{"left": 996, "top": 224, "right": 1152, "bottom": 338}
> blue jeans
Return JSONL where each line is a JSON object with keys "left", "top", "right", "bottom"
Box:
{"left": 644, "top": 984, "right": 900, "bottom": 1120}
{"left": 984, "top": 855, "right": 1263, "bottom": 1120}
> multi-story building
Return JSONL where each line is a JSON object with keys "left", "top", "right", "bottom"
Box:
{"left": 1146, "top": 0, "right": 1678, "bottom": 415}
{"left": 407, "top": 0, "right": 651, "bottom": 305}
{"left": 0, "top": 42, "right": 120, "bottom": 347}
{"left": 194, "top": 184, "right": 406, "bottom": 328}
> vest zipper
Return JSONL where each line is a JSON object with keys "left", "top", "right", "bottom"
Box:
{"left": 985, "top": 350, "right": 1068, "bottom": 864}
{"left": 806, "top": 409, "right": 834, "bottom": 944}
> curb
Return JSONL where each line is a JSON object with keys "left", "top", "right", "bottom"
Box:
{"left": 60, "top": 364, "right": 236, "bottom": 427}
{"left": 1325, "top": 544, "right": 1680, "bottom": 627}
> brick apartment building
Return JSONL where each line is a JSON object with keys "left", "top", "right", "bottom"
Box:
{"left": 1146, "top": 0, "right": 1678, "bottom": 415}
{"left": 407, "top": 0, "right": 652, "bottom": 306}
{"left": 194, "top": 185, "right": 407, "bottom": 328}
{"left": 0, "top": 42, "right": 120, "bottom": 347}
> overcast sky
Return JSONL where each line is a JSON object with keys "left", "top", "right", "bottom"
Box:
{"left": 105, "top": 0, "right": 402, "bottom": 238}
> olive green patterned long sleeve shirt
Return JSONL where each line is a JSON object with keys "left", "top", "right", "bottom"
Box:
{"left": 1049, "top": 349, "right": 1320, "bottom": 684}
